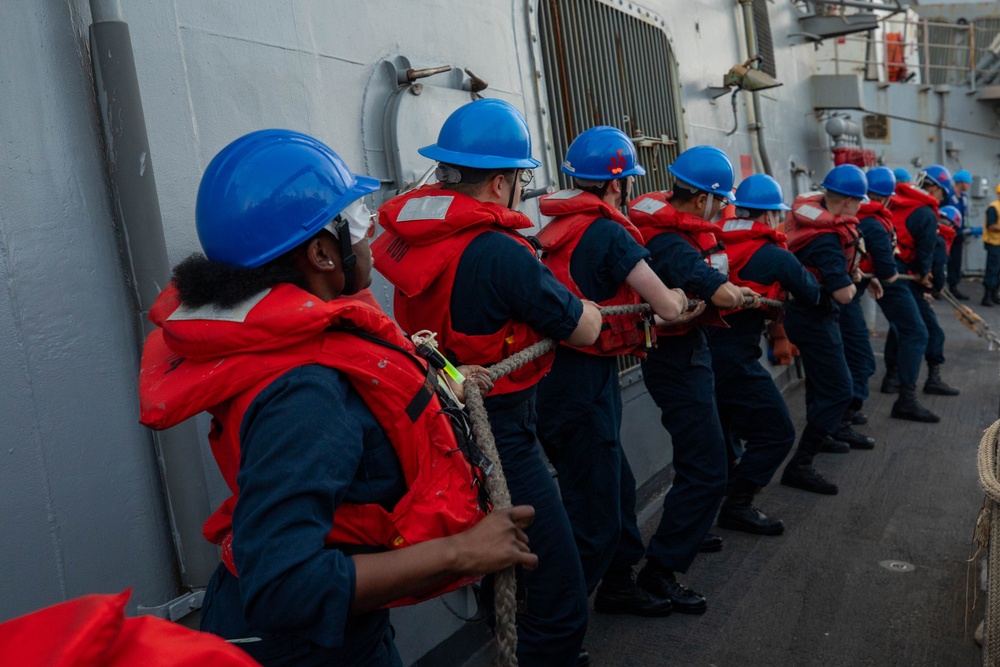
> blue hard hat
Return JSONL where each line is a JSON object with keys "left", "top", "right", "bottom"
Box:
{"left": 733, "top": 174, "right": 790, "bottom": 211}
{"left": 939, "top": 205, "right": 963, "bottom": 226}
{"left": 953, "top": 169, "right": 972, "bottom": 184}
{"left": 893, "top": 168, "right": 911, "bottom": 183}
{"left": 865, "top": 167, "right": 897, "bottom": 197}
{"left": 668, "top": 146, "right": 735, "bottom": 200}
{"left": 419, "top": 99, "right": 541, "bottom": 169}
{"left": 561, "top": 126, "right": 645, "bottom": 180}
{"left": 196, "top": 129, "right": 380, "bottom": 268}
{"left": 821, "top": 164, "right": 868, "bottom": 199}
{"left": 920, "top": 165, "right": 954, "bottom": 198}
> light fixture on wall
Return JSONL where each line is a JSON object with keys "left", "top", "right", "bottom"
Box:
{"left": 707, "top": 57, "right": 783, "bottom": 99}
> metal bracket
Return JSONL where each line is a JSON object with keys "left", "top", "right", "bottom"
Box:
{"left": 706, "top": 85, "right": 733, "bottom": 101}
{"left": 632, "top": 133, "right": 678, "bottom": 147}
{"left": 137, "top": 590, "right": 205, "bottom": 622}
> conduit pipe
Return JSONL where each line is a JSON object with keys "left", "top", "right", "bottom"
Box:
{"left": 738, "top": 0, "right": 774, "bottom": 176}
{"left": 89, "top": 0, "right": 218, "bottom": 594}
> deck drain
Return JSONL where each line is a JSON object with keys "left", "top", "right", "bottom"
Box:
{"left": 879, "top": 560, "right": 915, "bottom": 572}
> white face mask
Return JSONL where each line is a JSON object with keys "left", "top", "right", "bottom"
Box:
{"left": 766, "top": 210, "right": 783, "bottom": 229}
{"left": 325, "top": 198, "right": 374, "bottom": 244}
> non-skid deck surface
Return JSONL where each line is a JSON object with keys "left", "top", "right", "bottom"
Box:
{"left": 584, "top": 294, "right": 993, "bottom": 666}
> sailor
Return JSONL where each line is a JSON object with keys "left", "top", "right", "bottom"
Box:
{"left": 948, "top": 170, "right": 972, "bottom": 300}
{"left": 533, "top": 126, "right": 689, "bottom": 617}
{"left": 860, "top": 167, "right": 938, "bottom": 422}
{"left": 781, "top": 165, "right": 867, "bottom": 495}
{"left": 137, "top": 130, "right": 538, "bottom": 667}
{"left": 627, "top": 146, "right": 759, "bottom": 614}
{"left": 893, "top": 168, "right": 912, "bottom": 184}
{"left": 371, "top": 99, "right": 599, "bottom": 667}
{"left": 881, "top": 165, "right": 960, "bottom": 396}
{"left": 982, "top": 184, "right": 1000, "bottom": 307}
{"left": 708, "top": 174, "right": 820, "bottom": 535}
{"left": 937, "top": 205, "right": 961, "bottom": 300}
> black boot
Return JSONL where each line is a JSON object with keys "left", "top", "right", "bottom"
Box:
{"left": 820, "top": 435, "right": 850, "bottom": 454}
{"left": 780, "top": 425, "right": 839, "bottom": 495}
{"left": 718, "top": 481, "right": 785, "bottom": 535}
{"left": 993, "top": 289, "right": 1000, "bottom": 305}
{"left": 594, "top": 566, "right": 673, "bottom": 617}
{"left": 845, "top": 398, "right": 868, "bottom": 425}
{"left": 891, "top": 384, "right": 940, "bottom": 423}
{"left": 983, "top": 286, "right": 995, "bottom": 307}
{"left": 635, "top": 561, "right": 707, "bottom": 614}
{"left": 950, "top": 284, "right": 970, "bottom": 301}
{"left": 880, "top": 367, "right": 900, "bottom": 394}
{"left": 924, "top": 362, "right": 960, "bottom": 396}
{"left": 834, "top": 423, "right": 876, "bottom": 450}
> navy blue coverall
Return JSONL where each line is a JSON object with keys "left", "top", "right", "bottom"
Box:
{"left": 537, "top": 218, "right": 649, "bottom": 594}
{"left": 707, "top": 243, "right": 820, "bottom": 488}
{"left": 947, "top": 191, "right": 968, "bottom": 289}
{"left": 860, "top": 218, "right": 928, "bottom": 387}
{"left": 452, "top": 232, "right": 588, "bottom": 667}
{"left": 641, "top": 231, "right": 728, "bottom": 575}
{"left": 200, "top": 366, "right": 407, "bottom": 667}
{"left": 884, "top": 206, "right": 945, "bottom": 368}
{"left": 839, "top": 214, "right": 897, "bottom": 403}
{"left": 784, "top": 234, "right": 854, "bottom": 436}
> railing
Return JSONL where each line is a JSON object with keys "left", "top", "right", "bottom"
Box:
{"left": 820, "top": 17, "right": 1000, "bottom": 93}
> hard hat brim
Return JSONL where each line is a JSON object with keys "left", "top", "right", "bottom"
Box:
{"left": 418, "top": 144, "right": 541, "bottom": 169}
{"left": 239, "top": 175, "right": 381, "bottom": 269}
{"left": 560, "top": 163, "right": 646, "bottom": 180}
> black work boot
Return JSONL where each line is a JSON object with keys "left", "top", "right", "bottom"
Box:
{"left": 880, "top": 367, "right": 900, "bottom": 394}
{"left": 891, "top": 384, "right": 940, "bottom": 423}
{"left": 718, "top": 481, "right": 785, "bottom": 535}
{"left": 780, "top": 425, "right": 839, "bottom": 495}
{"left": 698, "top": 533, "right": 723, "bottom": 552}
{"left": 820, "top": 435, "right": 850, "bottom": 454}
{"left": 636, "top": 561, "right": 707, "bottom": 614}
{"left": 846, "top": 398, "right": 868, "bottom": 425}
{"left": 983, "top": 286, "right": 995, "bottom": 307}
{"left": 950, "top": 284, "right": 970, "bottom": 301}
{"left": 834, "top": 423, "right": 875, "bottom": 450}
{"left": 594, "top": 566, "right": 673, "bottom": 617}
{"left": 924, "top": 362, "right": 960, "bottom": 396}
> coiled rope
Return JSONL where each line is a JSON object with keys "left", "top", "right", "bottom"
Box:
{"left": 455, "top": 298, "right": 776, "bottom": 666}
{"left": 977, "top": 420, "right": 1000, "bottom": 663}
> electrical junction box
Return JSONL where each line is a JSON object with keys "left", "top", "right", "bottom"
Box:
{"left": 971, "top": 176, "right": 991, "bottom": 199}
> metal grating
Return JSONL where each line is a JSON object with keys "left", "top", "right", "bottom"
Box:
{"left": 975, "top": 17, "right": 1000, "bottom": 75}
{"left": 921, "top": 19, "right": 973, "bottom": 85}
{"left": 752, "top": 0, "right": 777, "bottom": 78}
{"left": 536, "top": 0, "right": 684, "bottom": 199}
{"left": 537, "top": 0, "right": 683, "bottom": 375}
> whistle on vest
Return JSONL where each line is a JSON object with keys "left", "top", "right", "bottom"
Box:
{"left": 643, "top": 316, "right": 652, "bottom": 349}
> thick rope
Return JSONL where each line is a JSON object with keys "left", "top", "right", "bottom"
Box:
{"left": 450, "top": 297, "right": 778, "bottom": 666}
{"left": 979, "top": 420, "right": 1000, "bottom": 664}
{"left": 462, "top": 382, "right": 518, "bottom": 667}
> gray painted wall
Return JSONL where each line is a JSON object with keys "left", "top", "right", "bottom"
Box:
{"left": 0, "top": 0, "right": 177, "bottom": 619}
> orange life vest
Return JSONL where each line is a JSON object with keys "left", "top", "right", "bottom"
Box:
{"left": 889, "top": 183, "right": 939, "bottom": 266}
{"left": 857, "top": 200, "right": 897, "bottom": 275}
{"left": 716, "top": 217, "right": 787, "bottom": 320}
{"left": 785, "top": 193, "right": 861, "bottom": 280}
{"left": 139, "top": 284, "right": 485, "bottom": 605}
{"left": 0, "top": 591, "right": 260, "bottom": 667}
{"left": 628, "top": 191, "right": 730, "bottom": 336}
{"left": 536, "top": 189, "right": 650, "bottom": 356}
{"left": 373, "top": 185, "right": 553, "bottom": 395}
{"left": 937, "top": 222, "right": 956, "bottom": 253}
